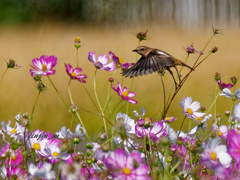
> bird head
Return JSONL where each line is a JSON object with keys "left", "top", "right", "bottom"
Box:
{"left": 132, "top": 46, "right": 152, "bottom": 57}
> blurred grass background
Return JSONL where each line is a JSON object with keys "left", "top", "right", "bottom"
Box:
{"left": 0, "top": 0, "right": 239, "bottom": 136}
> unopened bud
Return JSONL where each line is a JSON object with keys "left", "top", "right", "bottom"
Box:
{"left": 212, "top": 27, "right": 221, "bottom": 35}
{"left": 109, "top": 78, "right": 114, "bottom": 82}
{"left": 82, "top": 162, "right": 87, "bottom": 168}
{"left": 135, "top": 30, "right": 148, "bottom": 41}
{"left": 73, "top": 137, "right": 80, "bottom": 144}
{"left": 86, "top": 143, "right": 94, "bottom": 149}
{"left": 200, "top": 106, "right": 205, "bottom": 112}
{"left": 231, "top": 120, "right": 236, "bottom": 126}
{"left": 37, "top": 81, "right": 46, "bottom": 92}
{"left": 7, "top": 59, "right": 16, "bottom": 68}
{"left": 225, "top": 111, "right": 230, "bottom": 117}
{"left": 230, "top": 76, "right": 238, "bottom": 85}
{"left": 74, "top": 37, "right": 81, "bottom": 49}
{"left": 211, "top": 46, "right": 218, "bottom": 53}
{"left": 68, "top": 104, "right": 78, "bottom": 113}
{"left": 86, "top": 149, "right": 93, "bottom": 156}
{"left": 97, "top": 160, "right": 103, "bottom": 167}
{"left": 86, "top": 157, "right": 92, "bottom": 165}
{"left": 33, "top": 74, "right": 41, "bottom": 81}
{"left": 214, "top": 72, "right": 221, "bottom": 81}
{"left": 102, "top": 143, "right": 110, "bottom": 152}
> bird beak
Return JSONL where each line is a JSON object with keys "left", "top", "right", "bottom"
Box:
{"left": 132, "top": 49, "right": 137, "bottom": 52}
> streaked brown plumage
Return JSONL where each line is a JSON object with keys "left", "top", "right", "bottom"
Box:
{"left": 122, "top": 46, "right": 194, "bottom": 87}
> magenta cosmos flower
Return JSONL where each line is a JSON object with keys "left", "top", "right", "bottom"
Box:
{"left": 227, "top": 129, "right": 240, "bottom": 168}
{"left": 104, "top": 149, "right": 150, "bottom": 180}
{"left": 135, "top": 121, "right": 166, "bottom": 142}
{"left": 88, "top": 52, "right": 116, "bottom": 71}
{"left": 30, "top": 55, "right": 57, "bottom": 77}
{"left": 65, "top": 64, "right": 87, "bottom": 83}
{"left": 112, "top": 82, "right": 137, "bottom": 104}
{"left": 109, "top": 51, "right": 134, "bottom": 70}
{"left": 218, "top": 80, "right": 233, "bottom": 90}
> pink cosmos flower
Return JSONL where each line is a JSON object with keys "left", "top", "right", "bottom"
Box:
{"left": 0, "top": 144, "right": 23, "bottom": 167}
{"left": 135, "top": 121, "right": 166, "bottom": 142}
{"left": 30, "top": 55, "right": 57, "bottom": 77}
{"left": 65, "top": 64, "right": 87, "bottom": 83}
{"left": 109, "top": 51, "right": 134, "bottom": 70}
{"left": 6, "top": 167, "right": 29, "bottom": 180}
{"left": 201, "top": 138, "right": 232, "bottom": 179}
{"left": 227, "top": 129, "right": 240, "bottom": 168}
{"left": 112, "top": 82, "right": 137, "bottom": 104}
{"left": 104, "top": 149, "right": 150, "bottom": 180}
{"left": 88, "top": 52, "right": 116, "bottom": 71}
{"left": 218, "top": 80, "right": 233, "bottom": 90}
{"left": 217, "top": 125, "right": 228, "bottom": 139}
{"left": 161, "top": 117, "right": 177, "bottom": 123}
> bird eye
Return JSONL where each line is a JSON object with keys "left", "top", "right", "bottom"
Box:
{"left": 141, "top": 48, "right": 145, "bottom": 51}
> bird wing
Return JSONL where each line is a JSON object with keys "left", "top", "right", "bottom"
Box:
{"left": 122, "top": 49, "right": 175, "bottom": 78}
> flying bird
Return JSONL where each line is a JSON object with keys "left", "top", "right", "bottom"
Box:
{"left": 122, "top": 46, "right": 194, "bottom": 88}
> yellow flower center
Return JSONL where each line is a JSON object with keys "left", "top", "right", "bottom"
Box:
{"left": 33, "top": 143, "right": 40, "bottom": 150}
{"left": 11, "top": 154, "right": 17, "bottom": 160}
{"left": 186, "top": 108, "right": 193, "bottom": 115}
{"left": 123, "top": 168, "right": 131, "bottom": 175}
{"left": 42, "top": 64, "right": 47, "bottom": 72}
{"left": 11, "top": 129, "right": 17, "bottom": 133}
{"left": 165, "top": 117, "right": 172, "bottom": 121}
{"left": 217, "top": 131, "right": 222, "bottom": 136}
{"left": 119, "top": 58, "right": 123, "bottom": 64}
{"left": 70, "top": 72, "right": 77, "bottom": 77}
{"left": 52, "top": 152, "right": 59, "bottom": 157}
{"left": 122, "top": 91, "right": 129, "bottom": 97}
{"left": 210, "top": 152, "right": 217, "bottom": 160}
{"left": 75, "top": 37, "right": 80, "bottom": 41}
{"left": 195, "top": 117, "right": 202, "bottom": 122}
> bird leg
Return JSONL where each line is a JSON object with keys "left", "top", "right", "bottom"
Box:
{"left": 174, "top": 66, "right": 181, "bottom": 83}
{"left": 167, "top": 68, "right": 178, "bottom": 89}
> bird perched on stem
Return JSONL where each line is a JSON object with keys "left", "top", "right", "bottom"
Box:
{"left": 122, "top": 46, "right": 194, "bottom": 88}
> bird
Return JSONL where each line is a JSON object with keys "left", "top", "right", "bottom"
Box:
{"left": 122, "top": 46, "right": 194, "bottom": 88}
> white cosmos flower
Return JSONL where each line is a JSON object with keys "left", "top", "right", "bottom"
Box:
{"left": 189, "top": 114, "right": 212, "bottom": 135}
{"left": 233, "top": 103, "right": 240, "bottom": 121}
{"left": 116, "top": 113, "right": 135, "bottom": 137}
{"left": 1, "top": 120, "right": 25, "bottom": 141}
{"left": 201, "top": 138, "right": 232, "bottom": 168}
{"left": 180, "top": 97, "right": 205, "bottom": 120}
{"left": 220, "top": 88, "right": 240, "bottom": 100}
{"left": 28, "top": 162, "right": 55, "bottom": 179}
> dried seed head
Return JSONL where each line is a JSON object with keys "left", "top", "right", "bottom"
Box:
{"left": 230, "top": 76, "right": 238, "bottom": 85}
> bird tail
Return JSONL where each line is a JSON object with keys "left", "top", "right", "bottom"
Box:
{"left": 181, "top": 62, "right": 194, "bottom": 71}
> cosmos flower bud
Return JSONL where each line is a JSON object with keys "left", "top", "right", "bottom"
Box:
{"left": 82, "top": 162, "right": 87, "bottom": 168}
{"left": 231, "top": 120, "right": 235, "bottom": 126}
{"left": 200, "top": 106, "right": 205, "bottom": 112}
{"left": 135, "top": 30, "right": 149, "bottom": 41}
{"left": 212, "top": 27, "right": 221, "bottom": 35}
{"left": 74, "top": 37, "right": 81, "bottom": 49}
{"left": 225, "top": 111, "right": 230, "bottom": 117}
{"left": 86, "top": 143, "right": 94, "bottom": 149}
{"left": 86, "top": 157, "right": 92, "bottom": 164}
{"left": 68, "top": 104, "right": 79, "bottom": 114}
{"left": 73, "top": 137, "right": 80, "bottom": 144}
{"left": 33, "top": 74, "right": 41, "bottom": 82}
{"left": 109, "top": 78, "right": 114, "bottom": 82}
{"left": 211, "top": 46, "right": 218, "bottom": 53}
{"left": 166, "top": 156, "right": 173, "bottom": 163}
{"left": 230, "top": 76, "right": 238, "bottom": 85}
{"left": 144, "top": 117, "right": 152, "bottom": 128}
{"left": 97, "top": 160, "right": 103, "bottom": 167}
{"left": 37, "top": 81, "right": 46, "bottom": 92}
{"left": 214, "top": 72, "right": 221, "bottom": 81}
{"left": 102, "top": 143, "right": 110, "bottom": 152}
{"left": 86, "top": 149, "right": 92, "bottom": 156}
{"left": 6, "top": 58, "right": 20, "bottom": 69}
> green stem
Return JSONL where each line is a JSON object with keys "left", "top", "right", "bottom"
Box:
{"left": 69, "top": 115, "right": 73, "bottom": 130}
{"left": 214, "top": 83, "right": 218, "bottom": 122}
{"left": 103, "top": 70, "right": 117, "bottom": 112}
{"left": 160, "top": 75, "right": 166, "bottom": 118}
{"left": 82, "top": 83, "right": 100, "bottom": 112}
{"left": 68, "top": 79, "right": 89, "bottom": 139}
{"left": 48, "top": 76, "right": 59, "bottom": 93}
{"left": 0, "top": 68, "right": 8, "bottom": 96}
{"left": 206, "top": 94, "right": 219, "bottom": 115}
{"left": 76, "top": 48, "right": 79, "bottom": 67}
{"left": 177, "top": 116, "right": 186, "bottom": 138}
{"left": 30, "top": 91, "right": 41, "bottom": 120}
{"left": 170, "top": 151, "right": 188, "bottom": 173}
{"left": 109, "top": 99, "right": 123, "bottom": 120}
{"left": 94, "top": 69, "right": 108, "bottom": 138}
{"left": 90, "top": 136, "right": 114, "bottom": 157}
